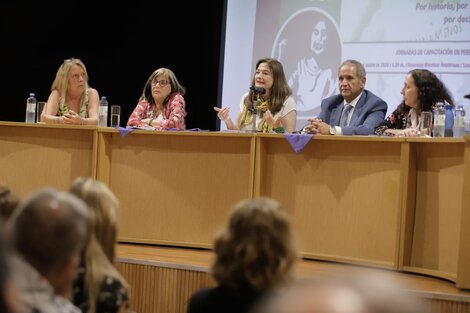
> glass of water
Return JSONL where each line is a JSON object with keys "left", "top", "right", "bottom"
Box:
{"left": 110, "top": 105, "right": 121, "bottom": 127}
{"left": 419, "top": 111, "right": 433, "bottom": 137}
{"left": 36, "top": 101, "right": 46, "bottom": 123}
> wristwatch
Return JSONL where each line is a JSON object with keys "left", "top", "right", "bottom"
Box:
{"left": 329, "top": 126, "right": 336, "bottom": 135}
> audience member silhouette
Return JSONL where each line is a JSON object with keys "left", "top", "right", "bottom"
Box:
{"left": 69, "top": 177, "right": 129, "bottom": 313}
{"left": 186, "top": 197, "right": 298, "bottom": 313}
{"left": 9, "top": 187, "right": 89, "bottom": 313}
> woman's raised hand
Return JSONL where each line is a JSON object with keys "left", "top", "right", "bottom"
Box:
{"left": 214, "top": 107, "right": 230, "bottom": 121}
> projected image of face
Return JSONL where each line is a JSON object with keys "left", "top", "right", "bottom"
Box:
{"left": 311, "top": 21, "right": 326, "bottom": 55}
{"left": 272, "top": 8, "right": 342, "bottom": 118}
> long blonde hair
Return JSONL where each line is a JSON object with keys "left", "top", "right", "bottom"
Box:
{"left": 69, "top": 177, "right": 128, "bottom": 313}
{"left": 51, "top": 58, "right": 90, "bottom": 112}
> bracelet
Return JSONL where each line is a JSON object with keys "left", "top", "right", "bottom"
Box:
{"left": 272, "top": 126, "right": 285, "bottom": 133}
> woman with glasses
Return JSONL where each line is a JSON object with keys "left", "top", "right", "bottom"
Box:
{"left": 127, "top": 68, "right": 187, "bottom": 130}
{"left": 41, "top": 58, "right": 100, "bottom": 125}
{"left": 214, "top": 58, "right": 297, "bottom": 133}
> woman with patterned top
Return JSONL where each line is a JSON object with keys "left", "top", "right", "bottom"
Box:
{"left": 374, "top": 69, "right": 453, "bottom": 137}
{"left": 127, "top": 67, "right": 187, "bottom": 130}
{"left": 42, "top": 58, "right": 100, "bottom": 125}
{"left": 214, "top": 58, "right": 297, "bottom": 133}
{"left": 69, "top": 177, "right": 129, "bottom": 313}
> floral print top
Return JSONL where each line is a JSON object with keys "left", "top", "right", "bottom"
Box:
{"left": 57, "top": 90, "right": 89, "bottom": 118}
{"left": 126, "top": 92, "right": 186, "bottom": 130}
{"left": 73, "top": 266, "right": 129, "bottom": 313}
{"left": 375, "top": 107, "right": 411, "bottom": 136}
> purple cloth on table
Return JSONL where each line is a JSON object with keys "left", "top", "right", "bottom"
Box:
{"left": 284, "top": 133, "right": 313, "bottom": 154}
{"left": 117, "top": 126, "right": 134, "bottom": 137}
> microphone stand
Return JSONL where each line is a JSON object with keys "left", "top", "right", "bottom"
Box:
{"left": 251, "top": 100, "right": 258, "bottom": 132}
{"left": 249, "top": 86, "right": 266, "bottom": 132}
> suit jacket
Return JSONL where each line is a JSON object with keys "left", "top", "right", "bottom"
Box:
{"left": 318, "top": 89, "right": 387, "bottom": 135}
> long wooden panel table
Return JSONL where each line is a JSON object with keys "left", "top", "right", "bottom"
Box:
{"left": 0, "top": 122, "right": 97, "bottom": 197}
{"left": 1, "top": 122, "right": 469, "bottom": 289}
{"left": 255, "top": 134, "right": 404, "bottom": 269}
{"left": 402, "top": 137, "right": 469, "bottom": 289}
{"left": 96, "top": 128, "right": 255, "bottom": 248}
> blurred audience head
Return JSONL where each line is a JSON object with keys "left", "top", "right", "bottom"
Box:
{"left": 211, "top": 197, "right": 298, "bottom": 293}
{"left": 257, "top": 270, "right": 424, "bottom": 313}
{"left": 69, "top": 177, "right": 128, "bottom": 312}
{"left": 69, "top": 177, "right": 119, "bottom": 260}
{"left": 0, "top": 220, "right": 20, "bottom": 313}
{"left": 0, "top": 186, "right": 19, "bottom": 221}
{"left": 9, "top": 187, "right": 89, "bottom": 295}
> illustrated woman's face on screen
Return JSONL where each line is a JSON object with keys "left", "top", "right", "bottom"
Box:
{"left": 311, "top": 20, "right": 327, "bottom": 55}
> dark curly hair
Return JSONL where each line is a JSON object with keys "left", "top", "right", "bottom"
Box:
{"left": 396, "top": 69, "right": 453, "bottom": 115}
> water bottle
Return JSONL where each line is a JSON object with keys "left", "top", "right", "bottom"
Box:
{"left": 465, "top": 115, "right": 470, "bottom": 136}
{"left": 433, "top": 101, "right": 445, "bottom": 137}
{"left": 444, "top": 104, "right": 454, "bottom": 137}
{"left": 453, "top": 104, "right": 465, "bottom": 138}
{"left": 99, "top": 96, "right": 108, "bottom": 127}
{"left": 25, "top": 93, "right": 36, "bottom": 123}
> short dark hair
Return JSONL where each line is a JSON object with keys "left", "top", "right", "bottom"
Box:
{"left": 11, "top": 188, "right": 89, "bottom": 276}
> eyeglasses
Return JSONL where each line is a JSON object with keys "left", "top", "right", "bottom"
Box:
{"left": 70, "top": 73, "right": 86, "bottom": 80}
{"left": 151, "top": 79, "right": 170, "bottom": 87}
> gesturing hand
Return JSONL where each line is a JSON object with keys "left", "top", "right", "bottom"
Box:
{"left": 214, "top": 107, "right": 230, "bottom": 121}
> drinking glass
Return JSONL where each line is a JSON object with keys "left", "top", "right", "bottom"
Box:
{"left": 110, "top": 105, "right": 121, "bottom": 127}
{"left": 36, "top": 101, "right": 46, "bottom": 123}
{"left": 419, "top": 111, "right": 433, "bottom": 137}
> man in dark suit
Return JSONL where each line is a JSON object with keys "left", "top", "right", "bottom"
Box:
{"left": 303, "top": 59, "right": 387, "bottom": 135}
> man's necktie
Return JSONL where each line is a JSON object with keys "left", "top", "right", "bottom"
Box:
{"left": 340, "top": 104, "right": 352, "bottom": 127}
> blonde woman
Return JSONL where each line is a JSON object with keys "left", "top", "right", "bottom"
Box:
{"left": 69, "top": 177, "right": 129, "bottom": 313}
{"left": 42, "top": 58, "right": 99, "bottom": 125}
{"left": 186, "top": 197, "right": 298, "bottom": 313}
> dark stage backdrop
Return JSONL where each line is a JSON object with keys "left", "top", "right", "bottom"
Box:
{"left": 0, "top": 2, "right": 226, "bottom": 130}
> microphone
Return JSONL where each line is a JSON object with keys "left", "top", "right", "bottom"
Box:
{"left": 250, "top": 86, "right": 266, "bottom": 95}
{"left": 248, "top": 86, "right": 265, "bottom": 115}
{"left": 465, "top": 94, "right": 470, "bottom": 99}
